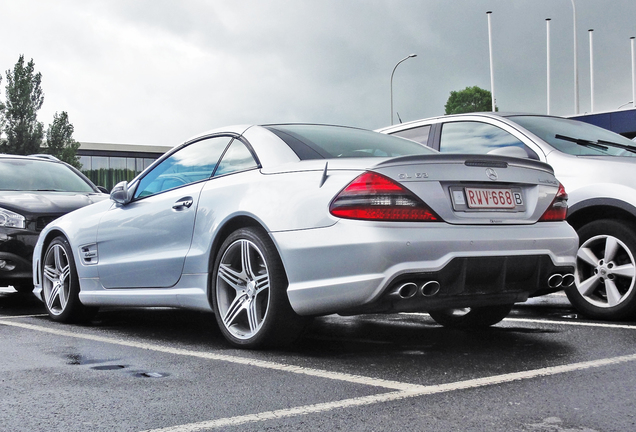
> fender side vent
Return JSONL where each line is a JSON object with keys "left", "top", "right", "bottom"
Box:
{"left": 80, "top": 244, "right": 99, "bottom": 265}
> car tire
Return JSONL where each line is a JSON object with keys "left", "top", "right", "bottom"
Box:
{"left": 566, "top": 219, "right": 636, "bottom": 320}
{"left": 42, "top": 236, "right": 97, "bottom": 323}
{"left": 211, "top": 227, "right": 309, "bottom": 348}
{"left": 428, "top": 304, "right": 513, "bottom": 328}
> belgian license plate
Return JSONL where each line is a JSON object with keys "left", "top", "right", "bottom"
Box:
{"left": 464, "top": 188, "right": 520, "bottom": 209}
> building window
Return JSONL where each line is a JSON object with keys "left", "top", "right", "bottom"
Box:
{"left": 80, "top": 155, "right": 163, "bottom": 191}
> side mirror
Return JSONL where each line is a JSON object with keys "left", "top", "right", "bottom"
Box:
{"left": 110, "top": 181, "right": 133, "bottom": 205}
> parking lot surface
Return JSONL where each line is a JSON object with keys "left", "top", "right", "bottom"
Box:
{"left": 2, "top": 289, "right": 636, "bottom": 432}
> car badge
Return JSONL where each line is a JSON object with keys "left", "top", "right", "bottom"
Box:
{"left": 486, "top": 168, "right": 498, "bottom": 181}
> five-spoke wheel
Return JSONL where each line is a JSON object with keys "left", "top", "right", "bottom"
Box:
{"left": 212, "top": 227, "right": 308, "bottom": 348}
{"left": 567, "top": 220, "right": 636, "bottom": 320}
{"left": 42, "top": 236, "right": 96, "bottom": 322}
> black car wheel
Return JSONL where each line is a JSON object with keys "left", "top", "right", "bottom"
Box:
{"left": 42, "top": 236, "right": 97, "bottom": 322}
{"left": 566, "top": 219, "right": 636, "bottom": 320}
{"left": 428, "top": 304, "right": 514, "bottom": 328}
{"left": 211, "top": 227, "right": 309, "bottom": 348}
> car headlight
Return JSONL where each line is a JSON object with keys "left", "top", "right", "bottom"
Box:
{"left": 0, "top": 207, "right": 26, "bottom": 229}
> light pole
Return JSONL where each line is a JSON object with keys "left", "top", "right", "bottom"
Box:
{"left": 546, "top": 18, "right": 551, "bottom": 115}
{"left": 390, "top": 54, "right": 417, "bottom": 125}
{"left": 589, "top": 29, "right": 594, "bottom": 112}
{"left": 487, "top": 11, "right": 496, "bottom": 112}
{"left": 629, "top": 36, "right": 636, "bottom": 108}
{"left": 571, "top": 0, "right": 580, "bottom": 114}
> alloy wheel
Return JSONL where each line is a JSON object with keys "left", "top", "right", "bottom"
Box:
{"left": 216, "top": 239, "right": 270, "bottom": 340}
{"left": 575, "top": 234, "right": 636, "bottom": 308}
{"left": 43, "top": 243, "right": 72, "bottom": 316}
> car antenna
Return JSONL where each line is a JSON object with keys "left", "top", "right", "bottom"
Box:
{"left": 396, "top": 112, "right": 403, "bottom": 123}
{"left": 319, "top": 162, "right": 329, "bottom": 187}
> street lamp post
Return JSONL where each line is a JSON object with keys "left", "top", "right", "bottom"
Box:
{"left": 589, "top": 29, "right": 594, "bottom": 112}
{"left": 390, "top": 54, "right": 417, "bottom": 125}
{"left": 546, "top": 18, "right": 551, "bottom": 115}
{"left": 571, "top": 0, "right": 580, "bottom": 114}
{"left": 487, "top": 11, "right": 496, "bottom": 112}
{"left": 629, "top": 36, "right": 636, "bottom": 108}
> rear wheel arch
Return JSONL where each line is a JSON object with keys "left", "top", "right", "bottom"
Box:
{"left": 567, "top": 202, "right": 636, "bottom": 231}
{"left": 207, "top": 217, "right": 288, "bottom": 298}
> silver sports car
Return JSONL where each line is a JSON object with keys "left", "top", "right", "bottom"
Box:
{"left": 32, "top": 124, "right": 577, "bottom": 348}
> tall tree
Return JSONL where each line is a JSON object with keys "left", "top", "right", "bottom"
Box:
{"left": 1, "top": 55, "right": 44, "bottom": 155}
{"left": 0, "top": 75, "right": 5, "bottom": 143}
{"left": 444, "top": 86, "right": 496, "bottom": 115}
{"left": 45, "top": 111, "right": 81, "bottom": 168}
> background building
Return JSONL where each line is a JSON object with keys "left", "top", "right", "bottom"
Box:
{"left": 77, "top": 142, "right": 172, "bottom": 191}
{"left": 570, "top": 108, "right": 636, "bottom": 139}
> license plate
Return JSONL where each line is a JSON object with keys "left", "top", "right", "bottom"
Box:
{"left": 464, "top": 188, "right": 521, "bottom": 209}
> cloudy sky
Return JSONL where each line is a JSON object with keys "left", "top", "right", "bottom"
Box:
{"left": 2, "top": 0, "right": 635, "bottom": 146}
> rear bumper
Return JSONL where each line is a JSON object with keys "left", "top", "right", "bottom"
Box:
{"left": 272, "top": 220, "right": 578, "bottom": 316}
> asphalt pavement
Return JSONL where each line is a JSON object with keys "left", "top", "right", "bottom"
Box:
{"left": 2, "top": 288, "right": 636, "bottom": 432}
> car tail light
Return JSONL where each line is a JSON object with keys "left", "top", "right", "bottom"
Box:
{"left": 539, "top": 183, "right": 568, "bottom": 222}
{"left": 329, "top": 171, "right": 440, "bottom": 221}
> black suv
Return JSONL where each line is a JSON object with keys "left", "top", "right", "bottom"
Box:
{"left": 0, "top": 154, "right": 108, "bottom": 292}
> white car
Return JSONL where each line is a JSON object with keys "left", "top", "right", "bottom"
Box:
{"left": 33, "top": 124, "right": 577, "bottom": 348}
{"left": 380, "top": 113, "right": 636, "bottom": 320}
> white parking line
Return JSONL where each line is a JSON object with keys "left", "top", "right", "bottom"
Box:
{"left": 404, "top": 312, "right": 636, "bottom": 330}
{"left": 505, "top": 317, "right": 636, "bottom": 330}
{"left": 139, "top": 353, "right": 636, "bottom": 432}
{"left": 0, "top": 320, "right": 412, "bottom": 390}
{"left": 3, "top": 317, "right": 636, "bottom": 432}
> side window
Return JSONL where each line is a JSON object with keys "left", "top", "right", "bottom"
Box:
{"left": 439, "top": 121, "right": 539, "bottom": 159}
{"left": 134, "top": 136, "right": 233, "bottom": 198}
{"left": 391, "top": 125, "right": 431, "bottom": 146}
{"left": 214, "top": 140, "right": 258, "bottom": 177}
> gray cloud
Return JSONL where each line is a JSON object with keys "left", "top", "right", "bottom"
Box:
{"left": 1, "top": 0, "right": 634, "bottom": 146}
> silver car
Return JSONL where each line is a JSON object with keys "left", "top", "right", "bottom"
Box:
{"left": 32, "top": 124, "right": 577, "bottom": 348}
{"left": 379, "top": 113, "right": 636, "bottom": 321}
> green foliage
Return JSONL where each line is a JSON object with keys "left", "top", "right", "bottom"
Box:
{"left": 45, "top": 111, "right": 81, "bottom": 169}
{"left": 0, "top": 76, "right": 5, "bottom": 147}
{"left": 1, "top": 55, "right": 44, "bottom": 155}
{"left": 444, "top": 86, "right": 496, "bottom": 115}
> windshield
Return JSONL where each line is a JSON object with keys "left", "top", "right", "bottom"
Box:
{"left": 0, "top": 158, "right": 96, "bottom": 192}
{"left": 264, "top": 124, "right": 435, "bottom": 160}
{"left": 509, "top": 115, "right": 636, "bottom": 157}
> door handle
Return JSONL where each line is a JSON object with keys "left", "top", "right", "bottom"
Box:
{"left": 172, "top": 197, "right": 193, "bottom": 209}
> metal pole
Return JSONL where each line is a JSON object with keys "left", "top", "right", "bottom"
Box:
{"left": 629, "top": 36, "right": 636, "bottom": 108}
{"left": 390, "top": 54, "right": 417, "bottom": 125}
{"left": 546, "top": 18, "right": 551, "bottom": 115}
{"left": 571, "top": 0, "right": 580, "bottom": 114}
{"left": 487, "top": 11, "right": 495, "bottom": 112}
{"left": 589, "top": 29, "right": 594, "bottom": 113}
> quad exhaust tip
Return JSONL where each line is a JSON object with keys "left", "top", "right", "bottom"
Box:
{"left": 420, "top": 281, "right": 441, "bottom": 297}
{"left": 395, "top": 282, "right": 418, "bottom": 299}
{"left": 561, "top": 273, "right": 575, "bottom": 287}
{"left": 392, "top": 281, "right": 441, "bottom": 299}
{"left": 548, "top": 273, "right": 575, "bottom": 289}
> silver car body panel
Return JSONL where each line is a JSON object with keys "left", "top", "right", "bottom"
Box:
{"left": 377, "top": 113, "right": 636, "bottom": 218}
{"left": 33, "top": 124, "right": 578, "bottom": 317}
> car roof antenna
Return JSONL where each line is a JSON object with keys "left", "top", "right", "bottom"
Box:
{"left": 396, "top": 112, "right": 403, "bottom": 123}
{"left": 319, "top": 162, "right": 329, "bottom": 187}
